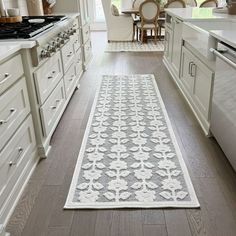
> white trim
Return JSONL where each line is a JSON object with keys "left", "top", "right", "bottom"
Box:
{"left": 64, "top": 74, "right": 200, "bottom": 209}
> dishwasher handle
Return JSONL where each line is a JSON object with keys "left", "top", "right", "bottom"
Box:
{"left": 210, "top": 48, "right": 236, "bottom": 70}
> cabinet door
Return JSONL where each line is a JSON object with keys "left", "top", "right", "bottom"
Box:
{"left": 171, "top": 18, "right": 183, "bottom": 75}
{"left": 180, "top": 47, "right": 195, "bottom": 95}
{"left": 193, "top": 60, "right": 213, "bottom": 119}
{"left": 164, "top": 26, "right": 173, "bottom": 62}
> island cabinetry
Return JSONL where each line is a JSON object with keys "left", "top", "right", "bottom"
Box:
{"left": 171, "top": 18, "right": 183, "bottom": 75}
{"left": 180, "top": 46, "right": 213, "bottom": 133}
{"left": 164, "top": 14, "right": 183, "bottom": 77}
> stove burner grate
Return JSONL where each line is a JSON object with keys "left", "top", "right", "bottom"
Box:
{"left": 0, "top": 15, "right": 67, "bottom": 39}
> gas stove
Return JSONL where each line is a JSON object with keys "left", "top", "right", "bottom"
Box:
{"left": 0, "top": 15, "right": 67, "bottom": 39}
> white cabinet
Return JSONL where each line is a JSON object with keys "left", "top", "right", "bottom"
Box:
{"left": 164, "top": 26, "right": 173, "bottom": 62}
{"left": 164, "top": 15, "right": 183, "bottom": 77}
{"left": 0, "top": 52, "right": 38, "bottom": 226}
{"left": 171, "top": 18, "right": 183, "bottom": 75}
{"left": 180, "top": 46, "right": 195, "bottom": 95}
{"left": 163, "top": 13, "right": 214, "bottom": 135}
{"left": 180, "top": 46, "right": 213, "bottom": 133}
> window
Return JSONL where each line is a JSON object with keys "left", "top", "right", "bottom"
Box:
{"left": 94, "top": 0, "right": 105, "bottom": 22}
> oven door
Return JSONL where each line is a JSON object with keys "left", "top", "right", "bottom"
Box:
{"left": 210, "top": 44, "right": 236, "bottom": 170}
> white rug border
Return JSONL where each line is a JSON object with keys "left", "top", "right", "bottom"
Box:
{"left": 64, "top": 74, "right": 200, "bottom": 209}
{"left": 105, "top": 42, "right": 164, "bottom": 53}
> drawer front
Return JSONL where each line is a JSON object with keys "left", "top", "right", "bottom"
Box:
{"left": 72, "top": 33, "right": 81, "bottom": 53}
{"left": 61, "top": 40, "right": 75, "bottom": 73}
{"left": 0, "top": 78, "right": 30, "bottom": 151}
{"left": 82, "top": 24, "right": 90, "bottom": 44}
{"left": 75, "top": 49, "right": 83, "bottom": 77}
{"left": 0, "top": 115, "right": 36, "bottom": 208}
{"left": 34, "top": 51, "right": 63, "bottom": 105}
{"left": 84, "top": 40, "right": 92, "bottom": 63}
{"left": 40, "top": 80, "right": 66, "bottom": 136}
{"left": 64, "top": 63, "right": 77, "bottom": 98}
{"left": 0, "top": 54, "right": 24, "bottom": 95}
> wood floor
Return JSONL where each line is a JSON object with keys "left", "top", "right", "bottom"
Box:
{"left": 6, "top": 32, "right": 236, "bottom": 236}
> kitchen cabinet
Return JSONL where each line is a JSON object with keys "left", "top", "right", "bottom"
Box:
{"left": 0, "top": 52, "right": 38, "bottom": 227}
{"left": 171, "top": 18, "right": 183, "bottom": 75}
{"left": 180, "top": 46, "right": 213, "bottom": 132}
{"left": 164, "top": 26, "right": 173, "bottom": 62}
{"left": 164, "top": 15, "right": 183, "bottom": 77}
{"left": 163, "top": 12, "right": 214, "bottom": 135}
{"left": 53, "top": 0, "right": 92, "bottom": 69}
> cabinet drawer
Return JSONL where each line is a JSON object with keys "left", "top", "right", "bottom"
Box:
{"left": 0, "top": 115, "right": 36, "bottom": 208}
{"left": 72, "top": 33, "right": 81, "bottom": 53}
{"left": 0, "top": 78, "right": 30, "bottom": 151}
{"left": 75, "top": 49, "right": 83, "bottom": 77}
{"left": 61, "top": 40, "right": 75, "bottom": 73}
{"left": 0, "top": 54, "right": 24, "bottom": 95}
{"left": 64, "top": 63, "right": 77, "bottom": 98}
{"left": 40, "top": 80, "right": 65, "bottom": 136}
{"left": 82, "top": 24, "right": 90, "bottom": 44}
{"left": 34, "top": 51, "right": 63, "bottom": 105}
{"left": 84, "top": 40, "right": 92, "bottom": 63}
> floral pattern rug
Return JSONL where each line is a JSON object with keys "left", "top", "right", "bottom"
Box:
{"left": 65, "top": 74, "right": 199, "bottom": 209}
{"left": 105, "top": 41, "right": 164, "bottom": 53}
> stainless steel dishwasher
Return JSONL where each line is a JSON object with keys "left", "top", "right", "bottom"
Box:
{"left": 210, "top": 43, "right": 236, "bottom": 170}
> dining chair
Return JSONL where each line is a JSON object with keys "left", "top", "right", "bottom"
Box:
{"left": 186, "top": 0, "right": 197, "bottom": 7}
{"left": 199, "top": 0, "right": 218, "bottom": 7}
{"left": 132, "top": 0, "right": 146, "bottom": 10}
{"left": 137, "top": 0, "right": 160, "bottom": 44}
{"left": 164, "top": 0, "right": 186, "bottom": 8}
{"left": 132, "top": 0, "right": 146, "bottom": 40}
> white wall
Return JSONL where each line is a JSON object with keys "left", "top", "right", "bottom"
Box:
{"left": 4, "top": 0, "right": 28, "bottom": 15}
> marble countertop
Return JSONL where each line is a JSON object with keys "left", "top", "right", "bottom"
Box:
{"left": 210, "top": 30, "right": 236, "bottom": 49}
{"left": 165, "top": 7, "right": 236, "bottom": 22}
{"left": 0, "top": 41, "right": 36, "bottom": 62}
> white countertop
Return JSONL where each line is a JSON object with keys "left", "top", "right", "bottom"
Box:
{"left": 165, "top": 7, "right": 236, "bottom": 22}
{"left": 210, "top": 30, "right": 236, "bottom": 48}
{"left": 0, "top": 44, "right": 21, "bottom": 62}
{"left": 0, "top": 41, "right": 36, "bottom": 61}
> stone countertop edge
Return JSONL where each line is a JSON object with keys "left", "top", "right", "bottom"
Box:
{"left": 210, "top": 30, "right": 236, "bottom": 49}
{"left": 165, "top": 7, "right": 236, "bottom": 22}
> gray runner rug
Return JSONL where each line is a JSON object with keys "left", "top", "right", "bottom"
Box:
{"left": 65, "top": 74, "right": 200, "bottom": 209}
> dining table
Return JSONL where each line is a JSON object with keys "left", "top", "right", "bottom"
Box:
{"left": 121, "top": 8, "right": 139, "bottom": 15}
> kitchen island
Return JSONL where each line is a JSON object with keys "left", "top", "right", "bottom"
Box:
{"left": 163, "top": 7, "right": 236, "bottom": 135}
{"left": 163, "top": 7, "right": 236, "bottom": 171}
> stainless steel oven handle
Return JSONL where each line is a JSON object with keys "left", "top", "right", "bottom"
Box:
{"left": 210, "top": 48, "right": 236, "bottom": 70}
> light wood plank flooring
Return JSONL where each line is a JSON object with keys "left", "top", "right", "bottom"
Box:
{"left": 6, "top": 32, "right": 236, "bottom": 236}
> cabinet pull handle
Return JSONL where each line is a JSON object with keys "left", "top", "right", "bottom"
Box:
{"left": 0, "top": 73, "right": 12, "bottom": 85}
{"left": 210, "top": 48, "right": 236, "bottom": 70}
{"left": 0, "top": 108, "right": 17, "bottom": 125}
{"left": 190, "top": 63, "right": 196, "bottom": 77}
{"left": 188, "top": 62, "right": 193, "bottom": 75}
{"left": 69, "top": 75, "right": 75, "bottom": 81}
{"left": 9, "top": 147, "right": 24, "bottom": 166}
{"left": 67, "top": 52, "right": 73, "bottom": 57}
{"left": 51, "top": 99, "right": 61, "bottom": 110}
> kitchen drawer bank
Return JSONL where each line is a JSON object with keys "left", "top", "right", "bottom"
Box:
{"left": 22, "top": 15, "right": 84, "bottom": 159}
{"left": 0, "top": 49, "right": 38, "bottom": 229}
